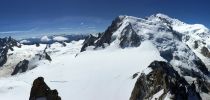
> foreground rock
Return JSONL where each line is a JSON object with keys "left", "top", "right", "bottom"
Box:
{"left": 130, "top": 61, "right": 208, "bottom": 100}
{"left": 29, "top": 77, "right": 61, "bottom": 100}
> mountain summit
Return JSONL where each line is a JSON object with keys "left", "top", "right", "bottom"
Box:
{"left": 81, "top": 13, "right": 210, "bottom": 99}
{"left": 0, "top": 14, "right": 210, "bottom": 100}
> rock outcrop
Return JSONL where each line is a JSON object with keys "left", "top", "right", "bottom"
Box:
{"left": 35, "top": 43, "right": 40, "bottom": 47}
{"left": 119, "top": 23, "right": 141, "bottom": 48}
{"left": 11, "top": 59, "right": 29, "bottom": 75}
{"left": 0, "top": 37, "right": 21, "bottom": 67}
{"left": 45, "top": 53, "right": 52, "bottom": 62}
{"left": 130, "top": 61, "right": 207, "bottom": 100}
{"left": 80, "top": 16, "right": 125, "bottom": 52}
{"left": 94, "top": 16, "right": 125, "bottom": 48}
{"left": 38, "top": 44, "right": 52, "bottom": 62}
{"left": 194, "top": 41, "right": 199, "bottom": 49}
{"left": 0, "top": 49, "right": 8, "bottom": 67}
{"left": 201, "top": 46, "right": 210, "bottom": 58}
{"left": 80, "top": 34, "right": 98, "bottom": 52}
{"left": 60, "top": 41, "right": 66, "bottom": 47}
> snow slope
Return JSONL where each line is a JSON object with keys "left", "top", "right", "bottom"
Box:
{"left": 0, "top": 40, "right": 164, "bottom": 100}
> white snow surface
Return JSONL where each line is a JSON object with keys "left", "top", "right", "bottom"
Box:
{"left": 151, "top": 89, "right": 164, "bottom": 100}
{"left": 0, "top": 40, "right": 164, "bottom": 100}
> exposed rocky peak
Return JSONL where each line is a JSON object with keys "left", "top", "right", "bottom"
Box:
{"left": 11, "top": 59, "right": 29, "bottom": 75}
{"left": 0, "top": 37, "right": 20, "bottom": 47}
{"left": 119, "top": 23, "right": 141, "bottom": 48}
{"left": 130, "top": 61, "right": 206, "bottom": 100}
{"left": 38, "top": 44, "right": 52, "bottom": 62}
{"left": 94, "top": 16, "right": 126, "bottom": 47}
{"left": 80, "top": 34, "right": 98, "bottom": 52}
{"left": 0, "top": 37, "right": 21, "bottom": 67}
{"left": 80, "top": 16, "right": 126, "bottom": 52}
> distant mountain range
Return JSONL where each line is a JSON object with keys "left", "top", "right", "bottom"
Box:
{"left": 19, "top": 34, "right": 87, "bottom": 45}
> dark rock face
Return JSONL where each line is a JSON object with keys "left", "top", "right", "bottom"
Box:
{"left": 80, "top": 16, "right": 142, "bottom": 52}
{"left": 80, "top": 16, "right": 126, "bottom": 52}
{"left": 159, "top": 49, "right": 173, "bottom": 62}
{"left": 132, "top": 72, "right": 139, "bottom": 79}
{"left": 197, "top": 78, "right": 210, "bottom": 93}
{"left": 29, "top": 77, "right": 61, "bottom": 100}
{"left": 43, "top": 45, "right": 52, "bottom": 62}
{"left": 80, "top": 34, "right": 98, "bottom": 52}
{"left": 0, "top": 37, "right": 21, "bottom": 67}
{"left": 35, "top": 43, "right": 40, "bottom": 47}
{"left": 193, "top": 59, "right": 209, "bottom": 75}
{"left": 119, "top": 23, "right": 141, "bottom": 48}
{"left": 130, "top": 61, "right": 204, "bottom": 100}
{"left": 45, "top": 53, "right": 52, "bottom": 62}
{"left": 194, "top": 41, "right": 199, "bottom": 49}
{"left": 60, "top": 42, "right": 66, "bottom": 47}
{"left": 94, "top": 16, "right": 124, "bottom": 47}
{"left": 38, "top": 45, "right": 52, "bottom": 62}
{"left": 0, "top": 49, "right": 8, "bottom": 66}
{"left": 0, "top": 37, "right": 21, "bottom": 48}
{"left": 11, "top": 59, "right": 29, "bottom": 75}
{"left": 201, "top": 46, "right": 210, "bottom": 58}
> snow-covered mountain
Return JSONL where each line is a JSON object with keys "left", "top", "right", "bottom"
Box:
{"left": 81, "top": 13, "right": 210, "bottom": 99}
{"left": 0, "top": 14, "right": 210, "bottom": 100}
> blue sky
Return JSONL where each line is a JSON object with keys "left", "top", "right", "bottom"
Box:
{"left": 0, "top": 0, "right": 210, "bottom": 39}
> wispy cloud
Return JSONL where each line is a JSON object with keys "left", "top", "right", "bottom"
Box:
{"left": 58, "top": 27, "right": 72, "bottom": 30}
{"left": 87, "top": 26, "right": 96, "bottom": 29}
{"left": 80, "top": 22, "right": 84, "bottom": 25}
{"left": 0, "top": 28, "right": 37, "bottom": 34}
{"left": 0, "top": 30, "right": 28, "bottom": 34}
